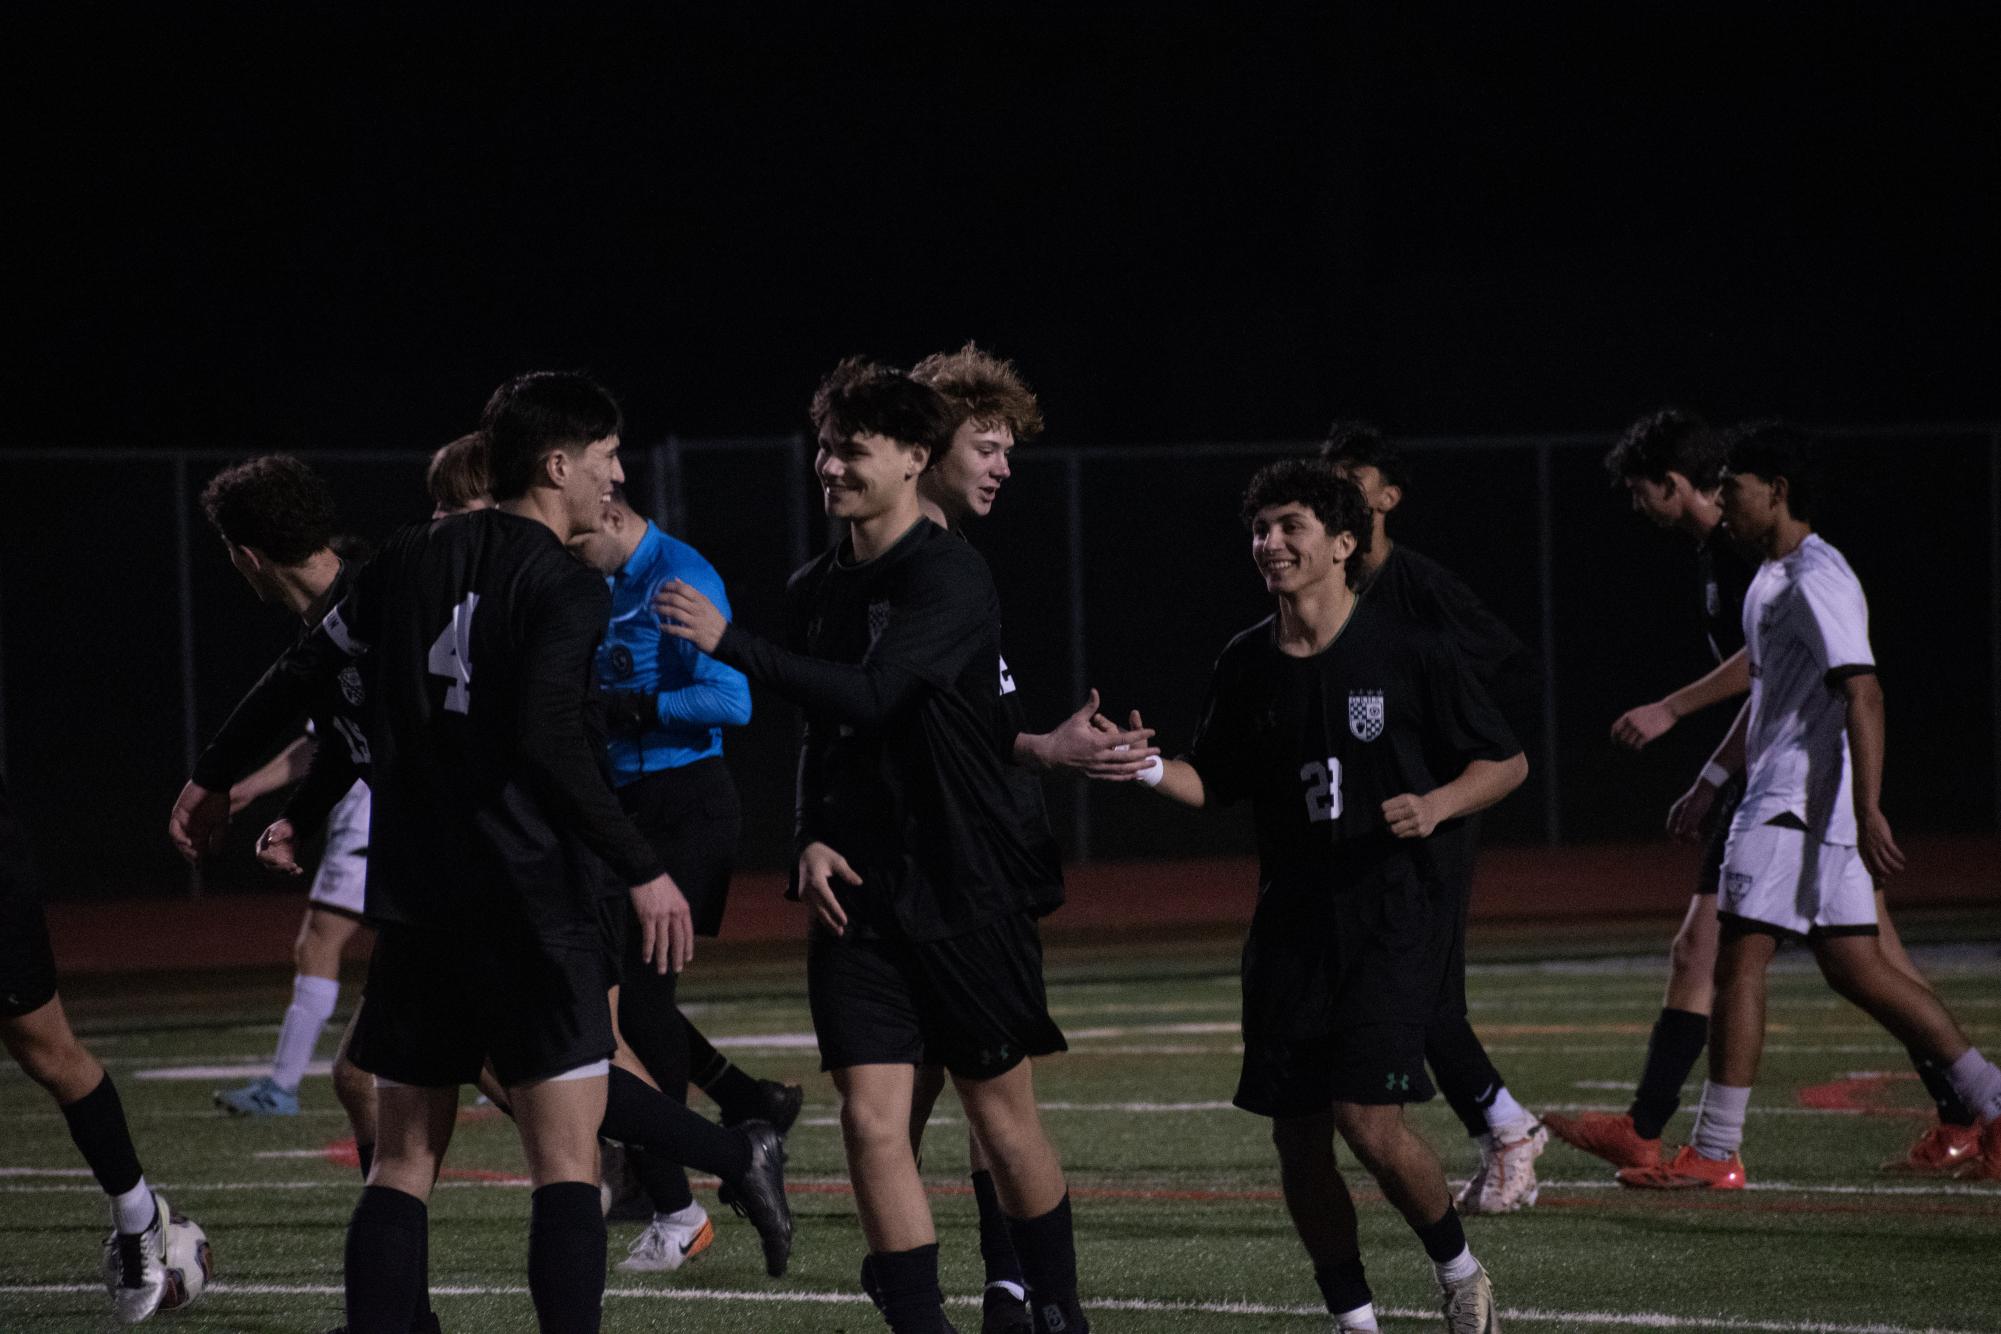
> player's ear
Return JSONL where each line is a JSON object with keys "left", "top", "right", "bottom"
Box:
{"left": 1377, "top": 483, "right": 1402, "bottom": 515}
{"left": 1770, "top": 473, "right": 1791, "bottom": 513}
{"left": 1331, "top": 529, "right": 1358, "bottom": 564}
{"left": 542, "top": 445, "right": 569, "bottom": 490}
{"left": 905, "top": 443, "right": 931, "bottom": 479}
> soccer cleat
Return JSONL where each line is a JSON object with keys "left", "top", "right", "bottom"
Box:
{"left": 1880, "top": 1121, "right": 1982, "bottom": 1175}
{"left": 599, "top": 1139, "right": 651, "bottom": 1221}
{"left": 1455, "top": 1122, "right": 1548, "bottom": 1214}
{"left": 101, "top": 1191, "right": 169, "bottom": 1325}
{"left": 1031, "top": 1295, "right": 1090, "bottom": 1334}
{"left": 1439, "top": 1264, "right": 1499, "bottom": 1333}
{"left": 1617, "top": 1144, "right": 1745, "bottom": 1190}
{"left": 722, "top": 1079, "right": 806, "bottom": 1138}
{"left": 1541, "top": 1110, "right": 1661, "bottom": 1171}
{"left": 1953, "top": 1117, "right": 2001, "bottom": 1181}
{"left": 618, "top": 1202, "right": 715, "bottom": 1273}
{"left": 722, "top": 1121, "right": 794, "bottom": 1277}
{"left": 321, "top": 1314, "right": 443, "bottom": 1334}
{"left": 982, "top": 1280, "right": 1034, "bottom": 1333}
{"left": 214, "top": 1075, "right": 300, "bottom": 1118}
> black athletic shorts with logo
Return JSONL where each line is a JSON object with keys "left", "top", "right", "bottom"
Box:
{"left": 1234, "top": 867, "right": 1455, "bottom": 1117}
{"left": 1697, "top": 772, "right": 1749, "bottom": 896}
{"left": 0, "top": 780, "right": 58, "bottom": 1019}
{"left": 351, "top": 906, "right": 617, "bottom": 1088}
{"left": 808, "top": 910, "right": 1067, "bottom": 1081}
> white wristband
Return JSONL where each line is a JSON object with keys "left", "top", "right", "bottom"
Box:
{"left": 1137, "top": 756, "right": 1165, "bottom": 787}
{"left": 1700, "top": 761, "right": 1731, "bottom": 788}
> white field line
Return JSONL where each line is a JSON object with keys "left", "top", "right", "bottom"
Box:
{"left": 0, "top": 1282, "right": 1986, "bottom": 1332}
{"left": 130, "top": 1060, "right": 333, "bottom": 1081}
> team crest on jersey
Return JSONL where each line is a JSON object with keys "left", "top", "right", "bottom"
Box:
{"left": 1347, "top": 690, "right": 1385, "bottom": 742}
{"left": 867, "top": 600, "right": 892, "bottom": 648}
{"left": 998, "top": 654, "right": 1017, "bottom": 696}
{"left": 609, "top": 645, "right": 634, "bottom": 679}
{"left": 337, "top": 666, "right": 365, "bottom": 706}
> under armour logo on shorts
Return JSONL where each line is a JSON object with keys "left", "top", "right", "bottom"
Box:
{"left": 1385, "top": 1072, "right": 1410, "bottom": 1092}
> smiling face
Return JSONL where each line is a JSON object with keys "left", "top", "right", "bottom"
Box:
{"left": 557, "top": 435, "right": 625, "bottom": 536}
{"left": 815, "top": 429, "right": 925, "bottom": 523}
{"left": 921, "top": 419, "right": 1014, "bottom": 522}
{"left": 1251, "top": 501, "right": 1356, "bottom": 596}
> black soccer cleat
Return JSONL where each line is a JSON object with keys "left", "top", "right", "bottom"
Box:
{"left": 1032, "top": 1295, "right": 1089, "bottom": 1334}
{"left": 722, "top": 1079, "right": 806, "bottom": 1139}
{"left": 723, "top": 1120, "right": 793, "bottom": 1277}
{"left": 982, "top": 1282, "right": 1035, "bottom": 1333}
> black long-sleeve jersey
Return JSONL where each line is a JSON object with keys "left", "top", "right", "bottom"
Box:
{"left": 279, "top": 558, "right": 372, "bottom": 840}
{"left": 193, "top": 509, "right": 661, "bottom": 934}
{"left": 1358, "top": 544, "right": 1540, "bottom": 745}
{"left": 1696, "top": 524, "right": 1755, "bottom": 664}
{"left": 711, "top": 517, "right": 1060, "bottom": 942}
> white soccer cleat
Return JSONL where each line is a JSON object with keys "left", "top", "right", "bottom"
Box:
{"left": 1454, "top": 1122, "right": 1548, "bottom": 1215}
{"left": 1440, "top": 1263, "right": 1501, "bottom": 1333}
{"left": 617, "top": 1202, "right": 715, "bottom": 1273}
{"left": 101, "top": 1190, "right": 169, "bottom": 1324}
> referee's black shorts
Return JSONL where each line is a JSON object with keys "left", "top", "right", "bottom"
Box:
{"left": 615, "top": 756, "right": 740, "bottom": 939}
{"left": 350, "top": 909, "right": 617, "bottom": 1089}
{"left": 808, "top": 911, "right": 1067, "bottom": 1082}
{"left": 0, "top": 784, "right": 58, "bottom": 1020}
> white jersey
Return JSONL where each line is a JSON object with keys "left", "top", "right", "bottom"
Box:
{"left": 1735, "top": 533, "right": 1875, "bottom": 845}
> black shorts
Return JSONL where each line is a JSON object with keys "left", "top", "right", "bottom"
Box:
{"left": 349, "top": 918, "right": 615, "bottom": 1088}
{"left": 0, "top": 791, "right": 58, "bottom": 1019}
{"left": 616, "top": 757, "right": 740, "bottom": 938}
{"left": 1234, "top": 867, "right": 1453, "bottom": 1117}
{"left": 1696, "top": 772, "right": 1748, "bottom": 896}
{"left": 808, "top": 912, "right": 1067, "bottom": 1081}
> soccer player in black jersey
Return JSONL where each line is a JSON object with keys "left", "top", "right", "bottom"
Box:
{"left": 3, "top": 775, "right": 207, "bottom": 1323}
{"left": 1543, "top": 408, "right": 1981, "bottom": 1177}
{"left": 168, "top": 373, "right": 789, "bottom": 1332}
{"left": 658, "top": 358, "right": 1091, "bottom": 1334}
{"left": 1109, "top": 461, "right": 1524, "bottom": 1334}
{"left": 1318, "top": 425, "right": 1547, "bottom": 1216}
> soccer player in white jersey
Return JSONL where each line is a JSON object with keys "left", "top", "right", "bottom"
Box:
{"left": 1620, "top": 422, "right": 2001, "bottom": 1188}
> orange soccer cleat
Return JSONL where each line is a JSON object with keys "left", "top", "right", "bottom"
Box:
{"left": 1616, "top": 1144, "right": 1746, "bottom": 1190}
{"left": 1542, "top": 1110, "right": 1663, "bottom": 1172}
{"left": 1880, "top": 1121, "right": 1982, "bottom": 1175}
{"left": 1952, "top": 1118, "right": 2001, "bottom": 1182}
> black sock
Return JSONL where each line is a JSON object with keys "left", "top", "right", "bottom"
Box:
{"left": 1008, "top": 1193, "right": 1087, "bottom": 1333}
{"left": 705, "top": 1063, "right": 763, "bottom": 1121}
{"left": 344, "top": 1185, "right": 426, "bottom": 1334}
{"left": 1910, "top": 1048, "right": 1978, "bottom": 1126}
{"left": 870, "top": 1243, "right": 949, "bottom": 1333}
{"left": 356, "top": 1140, "right": 374, "bottom": 1181}
{"left": 601, "top": 1065, "right": 751, "bottom": 1181}
{"left": 1629, "top": 1008, "right": 1708, "bottom": 1140}
{"left": 1313, "top": 1256, "right": 1372, "bottom": 1315}
{"left": 1425, "top": 1015, "right": 1506, "bottom": 1140}
{"left": 1410, "top": 1205, "right": 1467, "bottom": 1265}
{"left": 60, "top": 1074, "right": 144, "bottom": 1198}
{"left": 528, "top": 1182, "right": 605, "bottom": 1334}
{"left": 971, "top": 1169, "right": 1027, "bottom": 1291}
{"left": 634, "top": 1147, "right": 695, "bottom": 1214}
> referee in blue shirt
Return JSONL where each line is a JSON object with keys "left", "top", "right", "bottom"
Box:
{"left": 575, "top": 489, "right": 803, "bottom": 1273}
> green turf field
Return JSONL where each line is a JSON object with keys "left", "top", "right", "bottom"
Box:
{"left": 4, "top": 922, "right": 1999, "bottom": 1333}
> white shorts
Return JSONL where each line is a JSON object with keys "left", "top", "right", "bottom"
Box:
{"left": 308, "top": 781, "right": 370, "bottom": 917}
{"left": 1718, "top": 820, "right": 1877, "bottom": 940}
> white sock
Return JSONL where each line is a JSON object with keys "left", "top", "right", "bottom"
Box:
{"left": 112, "top": 1178, "right": 155, "bottom": 1235}
{"left": 1945, "top": 1047, "right": 2001, "bottom": 1123}
{"left": 1690, "top": 1081, "right": 1751, "bottom": 1160}
{"left": 1484, "top": 1086, "right": 1533, "bottom": 1139}
{"left": 1332, "top": 1300, "right": 1378, "bottom": 1331}
{"left": 1434, "top": 1244, "right": 1480, "bottom": 1286}
{"left": 272, "top": 974, "right": 340, "bottom": 1093}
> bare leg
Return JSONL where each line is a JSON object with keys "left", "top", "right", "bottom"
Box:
{"left": 1329, "top": 1102, "right": 1451, "bottom": 1228}
{"left": 834, "top": 1063, "right": 934, "bottom": 1253}
{"left": 1662, "top": 893, "right": 1721, "bottom": 1016}
{"left": 2, "top": 994, "right": 107, "bottom": 1104}
{"left": 1812, "top": 935, "right": 1971, "bottom": 1063}
{"left": 1708, "top": 928, "right": 1776, "bottom": 1088}
{"left": 1270, "top": 1112, "right": 1361, "bottom": 1266}
{"left": 952, "top": 1061, "right": 1065, "bottom": 1220}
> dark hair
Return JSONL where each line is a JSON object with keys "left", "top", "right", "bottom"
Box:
{"left": 1726, "top": 419, "right": 1817, "bottom": 521}
{"left": 330, "top": 532, "right": 376, "bottom": 564}
{"left": 1317, "top": 420, "right": 1408, "bottom": 491}
{"left": 200, "top": 455, "right": 337, "bottom": 564}
{"left": 809, "top": 357, "right": 954, "bottom": 456}
{"left": 426, "top": 432, "right": 492, "bottom": 511}
{"left": 1603, "top": 407, "right": 1726, "bottom": 491}
{"left": 910, "top": 342, "right": 1045, "bottom": 442}
{"left": 1241, "top": 459, "right": 1374, "bottom": 590}
{"left": 480, "top": 371, "right": 623, "bottom": 501}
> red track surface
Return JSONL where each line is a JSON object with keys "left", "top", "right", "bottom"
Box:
{"left": 44, "top": 836, "right": 1998, "bottom": 975}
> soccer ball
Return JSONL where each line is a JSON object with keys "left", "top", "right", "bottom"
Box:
{"left": 159, "top": 1213, "right": 213, "bottom": 1311}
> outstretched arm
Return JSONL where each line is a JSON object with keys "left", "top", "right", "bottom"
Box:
{"left": 1612, "top": 648, "right": 1750, "bottom": 750}
{"left": 1013, "top": 689, "right": 1160, "bottom": 778}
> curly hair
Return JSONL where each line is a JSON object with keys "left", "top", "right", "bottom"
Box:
{"left": 809, "top": 356, "right": 954, "bottom": 455}
{"left": 1317, "top": 420, "right": 1408, "bottom": 492}
{"left": 1603, "top": 407, "right": 1726, "bottom": 492}
{"left": 1725, "top": 419, "right": 1818, "bottom": 521}
{"left": 200, "top": 455, "right": 337, "bottom": 564}
{"left": 480, "top": 371, "right": 623, "bottom": 502}
{"left": 910, "top": 342, "right": 1045, "bottom": 442}
{"left": 426, "top": 432, "right": 492, "bottom": 512}
{"left": 1241, "top": 459, "right": 1374, "bottom": 590}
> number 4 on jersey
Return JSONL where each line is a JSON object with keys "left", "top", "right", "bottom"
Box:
{"left": 427, "top": 594, "right": 479, "bottom": 714}
{"left": 1300, "top": 756, "right": 1343, "bottom": 823}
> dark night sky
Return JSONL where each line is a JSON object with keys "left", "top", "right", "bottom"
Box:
{"left": 10, "top": 2, "right": 1999, "bottom": 451}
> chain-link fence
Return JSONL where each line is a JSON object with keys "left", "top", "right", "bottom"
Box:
{"left": 5, "top": 426, "right": 1996, "bottom": 900}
